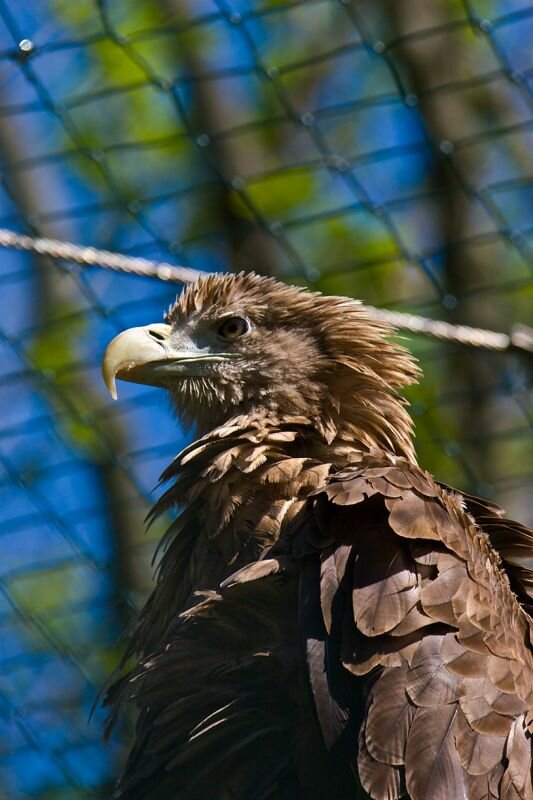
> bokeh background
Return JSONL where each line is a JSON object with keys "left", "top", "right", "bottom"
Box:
{"left": 0, "top": 0, "right": 531, "bottom": 797}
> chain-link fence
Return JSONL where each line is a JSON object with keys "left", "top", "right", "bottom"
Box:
{"left": 1, "top": 1, "right": 531, "bottom": 797}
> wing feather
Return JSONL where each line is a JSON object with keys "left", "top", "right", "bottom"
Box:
{"left": 352, "top": 524, "right": 419, "bottom": 636}
{"left": 405, "top": 704, "right": 465, "bottom": 800}
{"left": 500, "top": 715, "right": 533, "bottom": 799}
{"left": 358, "top": 733, "right": 404, "bottom": 800}
{"left": 363, "top": 663, "right": 415, "bottom": 766}
{"left": 454, "top": 707, "right": 506, "bottom": 775}
{"left": 299, "top": 557, "right": 351, "bottom": 752}
{"left": 406, "top": 633, "right": 461, "bottom": 707}
{"left": 302, "top": 454, "right": 533, "bottom": 799}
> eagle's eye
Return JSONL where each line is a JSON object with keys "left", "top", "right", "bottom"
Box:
{"left": 217, "top": 316, "right": 250, "bottom": 341}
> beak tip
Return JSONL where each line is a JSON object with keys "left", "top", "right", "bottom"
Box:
{"left": 101, "top": 322, "right": 174, "bottom": 398}
{"left": 103, "top": 371, "right": 118, "bottom": 400}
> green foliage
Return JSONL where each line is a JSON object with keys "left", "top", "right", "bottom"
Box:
{"left": 29, "top": 302, "right": 107, "bottom": 460}
{"left": 233, "top": 169, "right": 316, "bottom": 219}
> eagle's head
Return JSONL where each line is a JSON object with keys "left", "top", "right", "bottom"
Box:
{"left": 102, "top": 273, "right": 419, "bottom": 457}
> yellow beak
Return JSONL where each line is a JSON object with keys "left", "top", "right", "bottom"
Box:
{"left": 102, "top": 323, "right": 242, "bottom": 399}
{"left": 101, "top": 323, "right": 174, "bottom": 399}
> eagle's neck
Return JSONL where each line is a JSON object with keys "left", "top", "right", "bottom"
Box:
{"left": 155, "top": 411, "right": 368, "bottom": 525}
{"left": 132, "top": 412, "right": 366, "bottom": 657}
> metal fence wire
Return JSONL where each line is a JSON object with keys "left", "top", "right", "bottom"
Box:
{"left": 0, "top": 1, "right": 532, "bottom": 797}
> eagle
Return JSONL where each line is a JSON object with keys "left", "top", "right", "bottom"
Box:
{"left": 102, "top": 272, "right": 533, "bottom": 800}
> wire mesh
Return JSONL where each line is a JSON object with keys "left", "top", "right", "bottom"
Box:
{"left": 0, "top": 1, "right": 531, "bottom": 797}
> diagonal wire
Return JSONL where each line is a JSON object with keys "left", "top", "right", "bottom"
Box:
{"left": 0, "top": 226, "right": 530, "bottom": 355}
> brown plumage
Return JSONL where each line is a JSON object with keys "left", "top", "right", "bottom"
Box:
{"left": 102, "top": 272, "right": 533, "bottom": 800}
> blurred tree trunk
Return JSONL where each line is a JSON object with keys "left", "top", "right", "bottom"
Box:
{"left": 159, "top": 0, "right": 281, "bottom": 275}
{"left": 378, "top": 0, "right": 500, "bottom": 486}
{"left": 0, "top": 81, "right": 145, "bottom": 626}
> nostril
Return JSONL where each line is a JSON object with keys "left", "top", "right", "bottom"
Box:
{"left": 148, "top": 329, "right": 166, "bottom": 341}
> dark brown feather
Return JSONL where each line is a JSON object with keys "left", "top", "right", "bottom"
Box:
{"left": 465, "top": 764, "right": 505, "bottom": 800}
{"left": 454, "top": 707, "right": 506, "bottom": 775}
{"left": 386, "top": 491, "right": 454, "bottom": 541}
{"left": 404, "top": 704, "right": 465, "bottom": 800}
{"left": 358, "top": 733, "right": 404, "bottom": 800}
{"left": 406, "top": 634, "right": 461, "bottom": 707}
{"left": 352, "top": 523, "right": 419, "bottom": 637}
{"left": 419, "top": 563, "right": 467, "bottom": 625}
{"left": 298, "top": 557, "right": 352, "bottom": 753}
{"left": 363, "top": 663, "right": 415, "bottom": 766}
{"left": 500, "top": 715, "right": 533, "bottom": 799}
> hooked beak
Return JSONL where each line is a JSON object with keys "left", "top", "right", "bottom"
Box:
{"left": 102, "top": 323, "right": 241, "bottom": 399}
